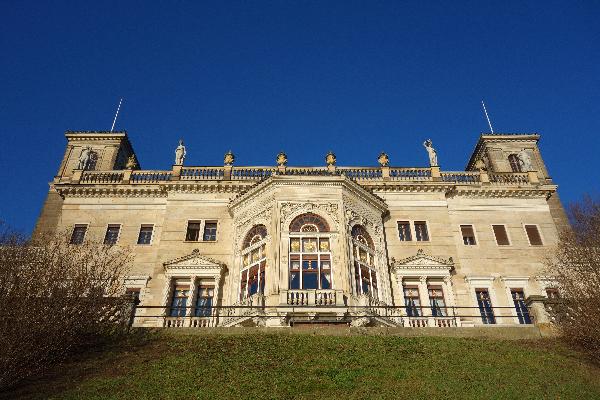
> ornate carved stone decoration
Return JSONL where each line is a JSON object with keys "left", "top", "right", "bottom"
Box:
{"left": 163, "top": 249, "right": 227, "bottom": 276}
{"left": 280, "top": 202, "right": 340, "bottom": 230}
{"left": 391, "top": 249, "right": 454, "bottom": 272}
{"left": 377, "top": 152, "right": 389, "bottom": 167}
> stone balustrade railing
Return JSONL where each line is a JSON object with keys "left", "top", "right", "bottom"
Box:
{"left": 390, "top": 167, "right": 431, "bottom": 180}
{"left": 180, "top": 167, "right": 224, "bottom": 180}
{"left": 282, "top": 289, "right": 345, "bottom": 306}
{"left": 79, "top": 171, "right": 124, "bottom": 184}
{"left": 232, "top": 166, "right": 276, "bottom": 180}
{"left": 131, "top": 170, "right": 172, "bottom": 183}
{"left": 489, "top": 172, "right": 530, "bottom": 185}
{"left": 68, "top": 166, "right": 539, "bottom": 187}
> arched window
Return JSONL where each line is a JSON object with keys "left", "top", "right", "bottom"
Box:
{"left": 508, "top": 154, "right": 521, "bottom": 172}
{"left": 351, "top": 225, "right": 378, "bottom": 298}
{"left": 240, "top": 225, "right": 267, "bottom": 300}
{"left": 288, "top": 213, "right": 331, "bottom": 290}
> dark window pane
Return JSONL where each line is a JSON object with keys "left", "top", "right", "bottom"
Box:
{"left": 203, "top": 222, "right": 217, "bottom": 241}
{"left": 476, "top": 289, "right": 496, "bottom": 324}
{"left": 290, "top": 272, "right": 300, "bottom": 289}
{"left": 70, "top": 225, "right": 87, "bottom": 244}
{"left": 525, "top": 225, "right": 543, "bottom": 246}
{"left": 104, "top": 225, "right": 120, "bottom": 245}
{"left": 303, "top": 272, "right": 318, "bottom": 289}
{"left": 492, "top": 225, "right": 510, "bottom": 245}
{"left": 508, "top": 154, "right": 522, "bottom": 172}
{"left": 186, "top": 222, "right": 200, "bottom": 241}
{"left": 511, "top": 289, "right": 531, "bottom": 324}
{"left": 397, "top": 221, "right": 412, "bottom": 241}
{"left": 460, "top": 225, "right": 476, "bottom": 245}
{"left": 415, "top": 222, "right": 429, "bottom": 241}
{"left": 137, "top": 225, "right": 153, "bottom": 245}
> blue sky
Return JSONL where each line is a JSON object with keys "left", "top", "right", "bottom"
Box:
{"left": 1, "top": 1, "right": 599, "bottom": 234}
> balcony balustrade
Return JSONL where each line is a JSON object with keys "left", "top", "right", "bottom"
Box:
{"left": 281, "top": 289, "right": 345, "bottom": 306}
{"left": 67, "top": 166, "right": 539, "bottom": 187}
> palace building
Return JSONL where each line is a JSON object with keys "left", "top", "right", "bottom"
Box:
{"left": 34, "top": 131, "right": 567, "bottom": 328}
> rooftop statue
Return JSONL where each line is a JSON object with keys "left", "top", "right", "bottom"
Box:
{"left": 77, "top": 146, "right": 93, "bottom": 170}
{"left": 423, "top": 139, "right": 438, "bottom": 167}
{"left": 518, "top": 150, "right": 533, "bottom": 172}
{"left": 175, "top": 140, "right": 186, "bottom": 165}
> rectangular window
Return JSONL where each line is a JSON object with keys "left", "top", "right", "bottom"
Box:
{"left": 194, "top": 284, "right": 214, "bottom": 317}
{"left": 428, "top": 286, "right": 447, "bottom": 317}
{"left": 170, "top": 286, "right": 189, "bottom": 317}
{"left": 525, "top": 225, "right": 543, "bottom": 246}
{"left": 492, "top": 225, "right": 510, "bottom": 246}
{"left": 104, "top": 224, "right": 121, "bottom": 245}
{"left": 460, "top": 225, "right": 476, "bottom": 245}
{"left": 414, "top": 221, "right": 429, "bottom": 242}
{"left": 70, "top": 224, "right": 87, "bottom": 245}
{"left": 397, "top": 221, "right": 412, "bottom": 241}
{"left": 546, "top": 288, "right": 560, "bottom": 299}
{"left": 203, "top": 222, "right": 217, "bottom": 241}
{"left": 403, "top": 286, "right": 422, "bottom": 317}
{"left": 476, "top": 289, "right": 496, "bottom": 324}
{"left": 137, "top": 225, "right": 154, "bottom": 245}
{"left": 185, "top": 221, "right": 201, "bottom": 242}
{"left": 511, "top": 289, "right": 531, "bottom": 324}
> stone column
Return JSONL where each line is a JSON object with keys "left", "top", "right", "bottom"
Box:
{"left": 417, "top": 277, "right": 430, "bottom": 320}
{"left": 187, "top": 276, "right": 197, "bottom": 318}
{"left": 212, "top": 273, "right": 222, "bottom": 326}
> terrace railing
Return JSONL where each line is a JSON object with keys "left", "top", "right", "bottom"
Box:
{"left": 70, "top": 166, "right": 537, "bottom": 187}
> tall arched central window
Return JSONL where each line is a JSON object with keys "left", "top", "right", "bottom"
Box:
{"left": 289, "top": 213, "right": 332, "bottom": 290}
{"left": 240, "top": 225, "right": 267, "bottom": 300}
{"left": 351, "top": 225, "right": 378, "bottom": 299}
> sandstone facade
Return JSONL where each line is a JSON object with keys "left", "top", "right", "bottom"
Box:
{"left": 34, "top": 131, "right": 566, "bottom": 328}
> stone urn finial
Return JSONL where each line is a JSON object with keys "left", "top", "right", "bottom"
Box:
{"left": 325, "top": 151, "right": 336, "bottom": 166}
{"left": 224, "top": 150, "right": 235, "bottom": 166}
{"left": 276, "top": 151, "right": 288, "bottom": 166}
{"left": 378, "top": 152, "right": 389, "bottom": 167}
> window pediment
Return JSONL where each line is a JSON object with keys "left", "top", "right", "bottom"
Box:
{"left": 391, "top": 249, "right": 454, "bottom": 272}
{"left": 163, "top": 249, "right": 227, "bottom": 276}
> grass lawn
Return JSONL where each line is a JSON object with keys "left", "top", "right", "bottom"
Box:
{"left": 4, "top": 331, "right": 600, "bottom": 399}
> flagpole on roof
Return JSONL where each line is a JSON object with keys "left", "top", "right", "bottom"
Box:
{"left": 481, "top": 100, "right": 494, "bottom": 134}
{"left": 110, "top": 98, "right": 123, "bottom": 132}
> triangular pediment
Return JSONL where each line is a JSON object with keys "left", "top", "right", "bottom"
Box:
{"left": 391, "top": 249, "right": 454, "bottom": 271}
{"left": 163, "top": 249, "right": 226, "bottom": 275}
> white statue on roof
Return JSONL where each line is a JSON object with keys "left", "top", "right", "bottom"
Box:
{"left": 423, "top": 139, "right": 438, "bottom": 167}
{"left": 175, "top": 139, "right": 186, "bottom": 165}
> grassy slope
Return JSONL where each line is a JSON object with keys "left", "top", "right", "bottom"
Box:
{"left": 5, "top": 333, "right": 600, "bottom": 400}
